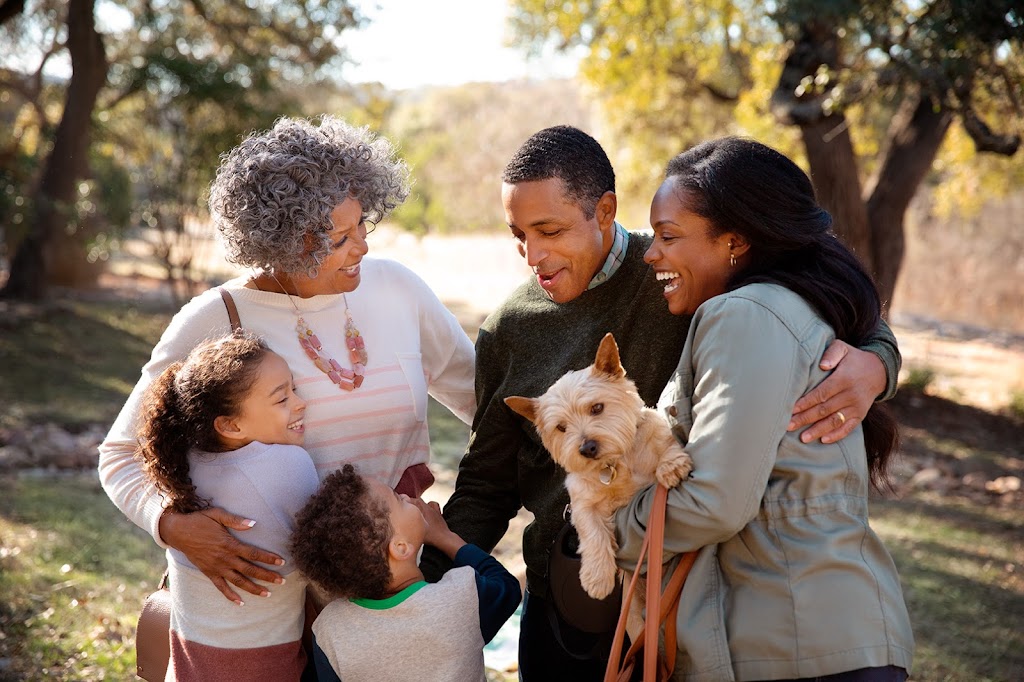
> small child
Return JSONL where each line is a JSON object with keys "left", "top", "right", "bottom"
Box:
{"left": 136, "top": 333, "right": 319, "bottom": 681}
{"left": 290, "top": 464, "right": 522, "bottom": 682}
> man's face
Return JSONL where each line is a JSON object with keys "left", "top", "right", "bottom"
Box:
{"left": 501, "top": 178, "right": 615, "bottom": 304}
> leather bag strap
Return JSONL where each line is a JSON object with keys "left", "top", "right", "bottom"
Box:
{"left": 218, "top": 287, "right": 242, "bottom": 332}
{"left": 604, "top": 485, "right": 699, "bottom": 682}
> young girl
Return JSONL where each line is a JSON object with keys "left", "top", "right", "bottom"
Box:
{"left": 136, "top": 333, "right": 319, "bottom": 681}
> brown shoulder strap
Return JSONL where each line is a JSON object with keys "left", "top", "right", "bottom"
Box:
{"left": 218, "top": 287, "right": 242, "bottom": 332}
{"left": 604, "top": 484, "right": 699, "bottom": 682}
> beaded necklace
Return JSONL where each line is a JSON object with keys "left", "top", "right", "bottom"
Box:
{"left": 270, "top": 274, "right": 368, "bottom": 391}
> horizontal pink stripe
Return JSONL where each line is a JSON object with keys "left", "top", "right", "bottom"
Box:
{"left": 306, "top": 422, "right": 427, "bottom": 450}
{"left": 168, "top": 632, "right": 305, "bottom": 682}
{"left": 314, "top": 445, "right": 430, "bottom": 469}
{"left": 306, "top": 406, "right": 426, "bottom": 433}
{"left": 305, "top": 385, "right": 412, "bottom": 411}
{"left": 294, "top": 363, "right": 402, "bottom": 386}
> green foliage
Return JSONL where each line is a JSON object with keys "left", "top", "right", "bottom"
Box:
{"left": 903, "top": 366, "right": 937, "bottom": 393}
{"left": 1008, "top": 390, "right": 1024, "bottom": 421}
{"left": 380, "top": 80, "right": 594, "bottom": 234}
{"left": 0, "top": 0, "right": 364, "bottom": 291}
{"left": 508, "top": 0, "right": 1024, "bottom": 222}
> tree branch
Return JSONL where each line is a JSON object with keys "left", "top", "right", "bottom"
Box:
{"left": 962, "top": 106, "right": 1021, "bottom": 155}
{"left": 770, "top": 21, "right": 840, "bottom": 125}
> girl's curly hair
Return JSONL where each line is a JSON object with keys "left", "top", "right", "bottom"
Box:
{"left": 208, "top": 115, "right": 411, "bottom": 277}
{"left": 135, "top": 334, "right": 270, "bottom": 514}
{"left": 289, "top": 464, "right": 393, "bottom": 600}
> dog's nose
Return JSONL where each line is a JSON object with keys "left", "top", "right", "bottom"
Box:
{"left": 579, "top": 439, "right": 599, "bottom": 459}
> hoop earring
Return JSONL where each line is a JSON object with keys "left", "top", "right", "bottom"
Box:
{"left": 729, "top": 253, "right": 737, "bottom": 267}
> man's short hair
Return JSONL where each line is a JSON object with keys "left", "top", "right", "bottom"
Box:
{"left": 502, "top": 125, "right": 615, "bottom": 219}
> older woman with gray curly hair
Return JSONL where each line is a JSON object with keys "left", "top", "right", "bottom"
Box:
{"left": 99, "top": 115, "right": 476, "bottom": 606}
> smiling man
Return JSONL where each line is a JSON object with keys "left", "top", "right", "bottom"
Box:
{"left": 421, "top": 126, "right": 903, "bottom": 680}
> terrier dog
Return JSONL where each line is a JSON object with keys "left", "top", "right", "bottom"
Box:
{"left": 505, "top": 333, "right": 692, "bottom": 602}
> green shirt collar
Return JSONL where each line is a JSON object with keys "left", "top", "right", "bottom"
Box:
{"left": 351, "top": 581, "right": 427, "bottom": 610}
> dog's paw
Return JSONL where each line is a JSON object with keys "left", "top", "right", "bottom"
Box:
{"left": 580, "top": 559, "right": 618, "bottom": 600}
{"left": 656, "top": 451, "right": 693, "bottom": 489}
{"left": 581, "top": 561, "right": 618, "bottom": 598}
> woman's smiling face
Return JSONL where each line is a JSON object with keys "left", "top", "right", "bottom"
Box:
{"left": 287, "top": 197, "right": 369, "bottom": 296}
{"left": 644, "top": 178, "right": 740, "bottom": 316}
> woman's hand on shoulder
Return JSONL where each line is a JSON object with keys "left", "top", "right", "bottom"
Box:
{"left": 159, "top": 507, "right": 285, "bottom": 604}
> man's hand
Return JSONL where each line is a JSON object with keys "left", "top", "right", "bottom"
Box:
{"left": 159, "top": 507, "right": 285, "bottom": 605}
{"left": 415, "top": 499, "right": 467, "bottom": 560}
{"left": 788, "top": 340, "right": 886, "bottom": 444}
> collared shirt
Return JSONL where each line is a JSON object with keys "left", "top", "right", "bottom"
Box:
{"left": 588, "top": 221, "right": 630, "bottom": 290}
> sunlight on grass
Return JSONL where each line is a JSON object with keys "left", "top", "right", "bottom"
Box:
{"left": 871, "top": 497, "right": 1024, "bottom": 681}
{"left": 0, "top": 300, "right": 171, "bottom": 429}
{"left": 0, "top": 475, "right": 166, "bottom": 681}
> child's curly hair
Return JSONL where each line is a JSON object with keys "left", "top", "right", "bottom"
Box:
{"left": 135, "top": 333, "right": 270, "bottom": 513}
{"left": 290, "top": 464, "right": 394, "bottom": 600}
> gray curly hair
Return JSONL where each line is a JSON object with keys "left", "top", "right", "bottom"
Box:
{"left": 208, "top": 115, "right": 411, "bottom": 276}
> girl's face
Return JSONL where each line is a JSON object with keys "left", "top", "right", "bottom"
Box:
{"left": 221, "top": 352, "right": 307, "bottom": 448}
{"left": 288, "top": 197, "right": 369, "bottom": 296}
{"left": 644, "top": 178, "right": 741, "bottom": 316}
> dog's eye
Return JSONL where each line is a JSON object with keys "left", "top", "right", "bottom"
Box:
{"left": 556, "top": 423, "right": 567, "bottom": 433}
{"left": 591, "top": 403, "right": 604, "bottom": 415}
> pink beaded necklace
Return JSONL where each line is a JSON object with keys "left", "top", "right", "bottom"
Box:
{"left": 271, "top": 274, "right": 368, "bottom": 391}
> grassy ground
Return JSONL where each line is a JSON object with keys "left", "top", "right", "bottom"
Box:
{"left": 1, "top": 296, "right": 1022, "bottom": 681}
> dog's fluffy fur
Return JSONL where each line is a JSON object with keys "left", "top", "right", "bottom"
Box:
{"left": 505, "top": 333, "right": 692, "bottom": 601}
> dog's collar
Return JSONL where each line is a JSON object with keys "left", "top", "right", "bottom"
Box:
{"left": 599, "top": 461, "right": 618, "bottom": 486}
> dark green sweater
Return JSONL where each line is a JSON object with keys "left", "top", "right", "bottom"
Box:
{"left": 422, "top": 233, "right": 901, "bottom": 598}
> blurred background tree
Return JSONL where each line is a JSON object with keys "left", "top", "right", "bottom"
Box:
{"left": 0, "top": 0, "right": 362, "bottom": 300}
{"left": 508, "top": 0, "right": 1024, "bottom": 313}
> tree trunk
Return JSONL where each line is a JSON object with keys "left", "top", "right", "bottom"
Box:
{"left": 770, "top": 21, "right": 873, "bottom": 272}
{"left": 864, "top": 92, "right": 952, "bottom": 314}
{"left": 798, "top": 116, "right": 873, "bottom": 273}
{"left": 1, "top": 0, "right": 106, "bottom": 300}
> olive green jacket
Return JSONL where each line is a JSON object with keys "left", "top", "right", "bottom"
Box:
{"left": 615, "top": 283, "right": 914, "bottom": 681}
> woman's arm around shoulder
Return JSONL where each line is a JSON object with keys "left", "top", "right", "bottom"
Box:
{"left": 97, "top": 286, "right": 235, "bottom": 541}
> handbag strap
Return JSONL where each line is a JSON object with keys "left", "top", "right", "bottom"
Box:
{"left": 218, "top": 287, "right": 242, "bottom": 332}
{"left": 604, "top": 485, "right": 699, "bottom": 682}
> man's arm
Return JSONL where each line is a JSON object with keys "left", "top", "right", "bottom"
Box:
{"left": 420, "top": 327, "right": 524, "bottom": 582}
{"left": 789, "top": 317, "right": 901, "bottom": 444}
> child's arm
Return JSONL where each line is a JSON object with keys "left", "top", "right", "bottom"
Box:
{"left": 311, "top": 633, "right": 342, "bottom": 682}
{"left": 418, "top": 500, "right": 522, "bottom": 643}
{"left": 454, "top": 544, "right": 522, "bottom": 643}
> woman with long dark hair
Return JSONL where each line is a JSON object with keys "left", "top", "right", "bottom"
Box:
{"left": 616, "top": 137, "right": 913, "bottom": 681}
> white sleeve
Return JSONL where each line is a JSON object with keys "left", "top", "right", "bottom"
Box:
{"left": 406, "top": 267, "right": 476, "bottom": 425}
{"left": 97, "top": 289, "right": 234, "bottom": 546}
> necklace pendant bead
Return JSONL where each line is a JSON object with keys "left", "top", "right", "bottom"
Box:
{"left": 279, "top": 284, "right": 367, "bottom": 392}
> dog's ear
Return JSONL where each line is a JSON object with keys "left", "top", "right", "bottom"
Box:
{"left": 504, "top": 396, "right": 538, "bottom": 423}
{"left": 592, "top": 333, "right": 626, "bottom": 379}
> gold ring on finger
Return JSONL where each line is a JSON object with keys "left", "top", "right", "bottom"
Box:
{"left": 836, "top": 411, "right": 846, "bottom": 425}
